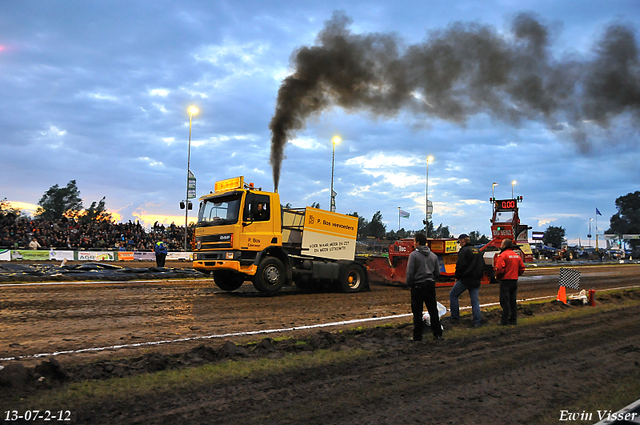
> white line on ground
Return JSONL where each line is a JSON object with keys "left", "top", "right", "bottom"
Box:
{"left": 2, "top": 284, "right": 638, "bottom": 362}
{"left": 0, "top": 279, "right": 212, "bottom": 287}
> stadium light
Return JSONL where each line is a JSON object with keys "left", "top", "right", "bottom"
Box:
{"left": 330, "top": 136, "right": 341, "bottom": 212}
{"left": 425, "top": 156, "right": 434, "bottom": 237}
{"left": 184, "top": 106, "right": 198, "bottom": 251}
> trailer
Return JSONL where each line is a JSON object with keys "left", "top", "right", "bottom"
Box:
{"left": 363, "top": 238, "right": 459, "bottom": 286}
{"left": 192, "top": 176, "right": 368, "bottom": 294}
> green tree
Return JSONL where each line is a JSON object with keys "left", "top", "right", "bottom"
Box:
{"left": 385, "top": 228, "right": 412, "bottom": 240}
{"left": 469, "top": 230, "right": 490, "bottom": 245}
{"left": 543, "top": 225, "right": 566, "bottom": 248}
{"left": 364, "top": 211, "right": 386, "bottom": 239}
{"left": 0, "top": 198, "right": 21, "bottom": 219}
{"left": 80, "top": 197, "right": 113, "bottom": 224}
{"left": 348, "top": 212, "right": 368, "bottom": 240}
{"left": 607, "top": 191, "right": 640, "bottom": 251}
{"left": 424, "top": 220, "right": 434, "bottom": 236}
{"left": 431, "top": 223, "right": 451, "bottom": 239}
{"left": 36, "top": 180, "right": 83, "bottom": 220}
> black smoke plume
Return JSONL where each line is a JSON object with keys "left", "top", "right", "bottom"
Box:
{"left": 269, "top": 12, "right": 640, "bottom": 190}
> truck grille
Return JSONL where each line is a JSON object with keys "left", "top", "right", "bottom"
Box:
{"left": 198, "top": 233, "right": 232, "bottom": 249}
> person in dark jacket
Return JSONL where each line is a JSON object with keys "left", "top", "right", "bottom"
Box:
{"left": 154, "top": 239, "right": 168, "bottom": 267}
{"left": 406, "top": 233, "right": 442, "bottom": 341}
{"left": 449, "top": 234, "right": 484, "bottom": 327}
{"left": 495, "top": 238, "right": 525, "bottom": 325}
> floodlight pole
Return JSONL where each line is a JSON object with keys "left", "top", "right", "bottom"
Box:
{"left": 184, "top": 108, "right": 197, "bottom": 251}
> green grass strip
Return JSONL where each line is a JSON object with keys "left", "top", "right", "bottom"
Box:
{"left": 10, "top": 349, "right": 368, "bottom": 410}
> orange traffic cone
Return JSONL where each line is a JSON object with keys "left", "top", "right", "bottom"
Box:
{"left": 556, "top": 286, "right": 567, "bottom": 304}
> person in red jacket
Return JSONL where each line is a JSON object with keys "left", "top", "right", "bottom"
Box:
{"left": 495, "top": 238, "right": 525, "bottom": 325}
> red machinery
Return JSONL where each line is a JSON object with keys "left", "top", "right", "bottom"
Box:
{"left": 363, "top": 237, "right": 459, "bottom": 287}
{"left": 481, "top": 197, "right": 533, "bottom": 265}
{"left": 363, "top": 197, "right": 532, "bottom": 286}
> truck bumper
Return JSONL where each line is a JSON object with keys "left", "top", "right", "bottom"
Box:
{"left": 193, "top": 260, "right": 257, "bottom": 276}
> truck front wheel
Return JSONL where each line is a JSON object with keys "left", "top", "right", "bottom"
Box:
{"left": 253, "top": 257, "right": 285, "bottom": 294}
{"left": 339, "top": 264, "right": 365, "bottom": 293}
{"left": 213, "top": 271, "right": 245, "bottom": 291}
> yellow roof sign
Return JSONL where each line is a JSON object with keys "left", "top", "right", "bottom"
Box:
{"left": 215, "top": 176, "right": 244, "bottom": 193}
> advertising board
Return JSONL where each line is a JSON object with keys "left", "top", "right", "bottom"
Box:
{"left": 301, "top": 207, "right": 358, "bottom": 261}
{"left": 11, "top": 250, "right": 50, "bottom": 261}
{"left": 49, "top": 250, "right": 75, "bottom": 261}
{"left": 117, "top": 252, "right": 135, "bottom": 261}
{"left": 78, "top": 251, "right": 115, "bottom": 261}
{"left": 133, "top": 252, "right": 156, "bottom": 261}
{"left": 167, "top": 252, "right": 192, "bottom": 261}
{"left": 0, "top": 249, "right": 11, "bottom": 261}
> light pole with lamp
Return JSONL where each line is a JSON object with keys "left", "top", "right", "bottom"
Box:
{"left": 184, "top": 106, "right": 198, "bottom": 251}
{"left": 492, "top": 182, "right": 498, "bottom": 200}
{"left": 511, "top": 180, "right": 517, "bottom": 198}
{"left": 425, "top": 156, "right": 433, "bottom": 237}
{"left": 330, "top": 136, "right": 340, "bottom": 212}
{"left": 588, "top": 218, "right": 593, "bottom": 248}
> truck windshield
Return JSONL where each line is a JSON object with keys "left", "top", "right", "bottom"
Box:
{"left": 198, "top": 194, "right": 242, "bottom": 226}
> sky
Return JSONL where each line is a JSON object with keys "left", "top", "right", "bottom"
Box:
{"left": 1, "top": 0, "right": 639, "bottom": 247}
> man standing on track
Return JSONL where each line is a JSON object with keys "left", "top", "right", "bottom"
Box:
{"left": 449, "top": 234, "right": 485, "bottom": 327}
{"left": 154, "top": 239, "right": 168, "bottom": 268}
{"left": 406, "top": 233, "right": 442, "bottom": 341}
{"left": 495, "top": 238, "right": 525, "bottom": 325}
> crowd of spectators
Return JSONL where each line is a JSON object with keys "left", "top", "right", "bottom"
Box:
{"left": 0, "top": 213, "right": 194, "bottom": 252}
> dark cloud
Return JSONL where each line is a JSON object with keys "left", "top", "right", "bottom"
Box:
{"left": 270, "top": 12, "right": 640, "bottom": 189}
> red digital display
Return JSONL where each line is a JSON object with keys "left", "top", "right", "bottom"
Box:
{"left": 495, "top": 199, "right": 517, "bottom": 211}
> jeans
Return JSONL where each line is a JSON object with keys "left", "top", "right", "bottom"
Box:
{"left": 449, "top": 280, "right": 481, "bottom": 326}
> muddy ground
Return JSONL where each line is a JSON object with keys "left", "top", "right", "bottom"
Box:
{"left": 1, "top": 263, "right": 639, "bottom": 424}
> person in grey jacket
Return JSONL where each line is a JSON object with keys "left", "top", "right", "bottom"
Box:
{"left": 406, "top": 233, "right": 442, "bottom": 341}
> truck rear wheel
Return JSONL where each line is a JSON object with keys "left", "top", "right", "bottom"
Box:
{"left": 339, "top": 264, "right": 365, "bottom": 293}
{"left": 213, "top": 271, "right": 245, "bottom": 291}
{"left": 253, "top": 257, "right": 285, "bottom": 294}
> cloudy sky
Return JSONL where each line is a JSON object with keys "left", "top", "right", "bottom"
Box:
{"left": 1, "top": 0, "right": 639, "bottom": 246}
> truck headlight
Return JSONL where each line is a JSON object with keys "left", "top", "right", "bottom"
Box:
{"left": 226, "top": 252, "right": 234, "bottom": 259}
{"left": 196, "top": 241, "right": 202, "bottom": 249}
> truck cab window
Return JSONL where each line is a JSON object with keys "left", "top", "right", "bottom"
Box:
{"left": 244, "top": 194, "right": 270, "bottom": 222}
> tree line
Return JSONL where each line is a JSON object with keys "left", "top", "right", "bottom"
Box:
{"left": 8, "top": 182, "right": 638, "bottom": 251}
{"left": 537, "top": 191, "right": 639, "bottom": 253}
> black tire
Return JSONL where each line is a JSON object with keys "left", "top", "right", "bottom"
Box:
{"left": 213, "top": 271, "right": 246, "bottom": 291}
{"left": 339, "top": 263, "right": 365, "bottom": 293}
{"left": 253, "top": 257, "right": 285, "bottom": 294}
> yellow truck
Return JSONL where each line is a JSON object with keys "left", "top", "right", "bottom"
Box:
{"left": 192, "top": 176, "right": 369, "bottom": 294}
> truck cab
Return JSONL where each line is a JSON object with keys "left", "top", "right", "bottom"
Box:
{"left": 193, "top": 176, "right": 368, "bottom": 294}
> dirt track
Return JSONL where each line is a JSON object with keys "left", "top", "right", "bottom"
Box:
{"left": 1, "top": 263, "right": 639, "bottom": 424}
